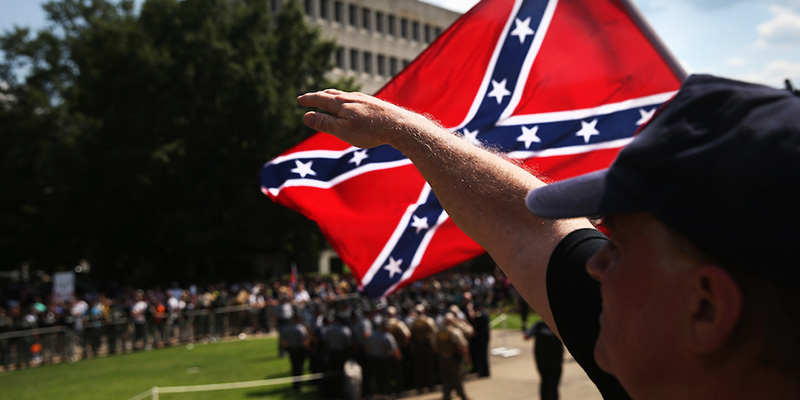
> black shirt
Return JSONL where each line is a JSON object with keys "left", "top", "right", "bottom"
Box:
{"left": 546, "top": 228, "right": 631, "bottom": 400}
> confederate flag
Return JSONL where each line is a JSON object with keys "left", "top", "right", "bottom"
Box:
{"left": 260, "top": 0, "right": 684, "bottom": 297}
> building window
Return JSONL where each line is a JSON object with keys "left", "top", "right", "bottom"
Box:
{"left": 377, "top": 54, "right": 386, "bottom": 76}
{"left": 375, "top": 11, "right": 384, "bottom": 34}
{"left": 363, "top": 51, "right": 373, "bottom": 74}
{"left": 304, "top": 0, "right": 313, "bottom": 17}
{"left": 388, "top": 15, "right": 396, "bottom": 36}
{"left": 412, "top": 21, "right": 420, "bottom": 42}
{"left": 362, "top": 8, "right": 371, "bottom": 31}
{"left": 348, "top": 4, "right": 358, "bottom": 27}
{"left": 350, "top": 49, "right": 360, "bottom": 72}
{"left": 319, "top": 0, "right": 328, "bottom": 20}
{"left": 424, "top": 24, "right": 432, "bottom": 43}
{"left": 403, "top": 59, "right": 411, "bottom": 68}
{"left": 334, "top": 1, "right": 343, "bottom": 23}
{"left": 401, "top": 18, "right": 409, "bottom": 39}
{"left": 335, "top": 47, "right": 345, "bottom": 69}
{"left": 390, "top": 57, "right": 399, "bottom": 76}
{"left": 435, "top": 27, "right": 443, "bottom": 37}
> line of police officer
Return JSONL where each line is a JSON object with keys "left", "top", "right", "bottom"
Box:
{"left": 279, "top": 292, "right": 491, "bottom": 399}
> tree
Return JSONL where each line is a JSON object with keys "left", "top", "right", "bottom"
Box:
{"left": 0, "top": 0, "right": 354, "bottom": 285}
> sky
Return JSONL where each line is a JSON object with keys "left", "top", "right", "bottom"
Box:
{"left": 2, "top": 0, "right": 800, "bottom": 88}
{"left": 424, "top": 0, "right": 800, "bottom": 88}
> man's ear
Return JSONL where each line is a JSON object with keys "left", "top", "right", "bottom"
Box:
{"left": 684, "top": 264, "right": 743, "bottom": 354}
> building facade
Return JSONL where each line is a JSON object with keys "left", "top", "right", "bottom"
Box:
{"left": 298, "top": 0, "right": 462, "bottom": 93}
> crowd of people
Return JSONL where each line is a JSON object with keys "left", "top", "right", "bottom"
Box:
{"left": 0, "top": 267, "right": 521, "bottom": 399}
{"left": 279, "top": 275, "right": 499, "bottom": 399}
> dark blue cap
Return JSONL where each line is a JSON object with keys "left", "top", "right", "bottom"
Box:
{"left": 526, "top": 74, "right": 800, "bottom": 282}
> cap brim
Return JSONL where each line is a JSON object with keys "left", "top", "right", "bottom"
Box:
{"left": 525, "top": 169, "right": 636, "bottom": 219}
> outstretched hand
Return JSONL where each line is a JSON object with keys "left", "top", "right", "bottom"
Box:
{"left": 297, "top": 89, "right": 435, "bottom": 149}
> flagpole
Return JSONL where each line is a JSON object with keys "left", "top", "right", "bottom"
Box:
{"left": 618, "top": 0, "right": 688, "bottom": 81}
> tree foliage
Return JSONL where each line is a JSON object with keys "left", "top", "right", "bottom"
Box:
{"left": 0, "top": 0, "right": 353, "bottom": 284}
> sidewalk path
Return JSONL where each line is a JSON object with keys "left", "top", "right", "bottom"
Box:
{"left": 403, "top": 329, "right": 603, "bottom": 400}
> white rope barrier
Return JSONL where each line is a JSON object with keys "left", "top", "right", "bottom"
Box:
{"left": 489, "top": 313, "right": 521, "bottom": 358}
{"left": 127, "top": 372, "right": 325, "bottom": 400}
{"left": 489, "top": 313, "right": 507, "bottom": 328}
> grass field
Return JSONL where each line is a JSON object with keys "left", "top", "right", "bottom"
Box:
{"left": 0, "top": 335, "right": 317, "bottom": 400}
{"left": 0, "top": 312, "right": 533, "bottom": 400}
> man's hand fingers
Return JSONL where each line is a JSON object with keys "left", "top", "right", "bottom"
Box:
{"left": 297, "top": 90, "right": 348, "bottom": 115}
{"left": 303, "top": 111, "right": 339, "bottom": 134}
{"left": 297, "top": 92, "right": 335, "bottom": 113}
{"left": 297, "top": 89, "right": 395, "bottom": 149}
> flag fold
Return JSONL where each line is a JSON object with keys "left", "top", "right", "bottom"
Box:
{"left": 261, "top": 0, "right": 684, "bottom": 298}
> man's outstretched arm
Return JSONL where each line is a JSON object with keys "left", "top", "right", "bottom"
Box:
{"left": 297, "top": 90, "right": 594, "bottom": 335}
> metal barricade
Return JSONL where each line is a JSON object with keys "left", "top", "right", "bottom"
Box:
{"left": 0, "top": 304, "right": 268, "bottom": 372}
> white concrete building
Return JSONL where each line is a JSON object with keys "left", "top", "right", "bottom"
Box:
{"left": 298, "top": 0, "right": 462, "bottom": 93}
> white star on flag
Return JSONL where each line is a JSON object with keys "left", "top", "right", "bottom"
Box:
{"left": 636, "top": 108, "right": 656, "bottom": 126}
{"left": 517, "top": 125, "right": 541, "bottom": 148}
{"left": 510, "top": 17, "right": 535, "bottom": 44}
{"left": 410, "top": 215, "right": 430, "bottom": 234}
{"left": 349, "top": 149, "right": 369, "bottom": 166}
{"left": 383, "top": 257, "right": 404, "bottom": 278}
{"left": 291, "top": 160, "right": 316, "bottom": 178}
{"left": 462, "top": 128, "right": 481, "bottom": 146}
{"left": 487, "top": 78, "right": 511, "bottom": 104}
{"left": 576, "top": 119, "right": 600, "bottom": 143}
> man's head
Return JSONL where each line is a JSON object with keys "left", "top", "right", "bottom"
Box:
{"left": 526, "top": 75, "right": 800, "bottom": 396}
{"left": 443, "top": 312, "right": 456, "bottom": 327}
{"left": 373, "top": 315, "right": 389, "bottom": 331}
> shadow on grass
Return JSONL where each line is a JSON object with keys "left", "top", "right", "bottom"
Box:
{"left": 245, "top": 385, "right": 319, "bottom": 398}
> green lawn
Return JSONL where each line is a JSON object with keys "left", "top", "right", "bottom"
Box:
{"left": 0, "top": 336, "right": 319, "bottom": 400}
{"left": 489, "top": 311, "right": 542, "bottom": 331}
{"left": 0, "top": 313, "right": 537, "bottom": 399}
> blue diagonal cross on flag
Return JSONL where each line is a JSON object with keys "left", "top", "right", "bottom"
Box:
{"left": 261, "top": 0, "right": 684, "bottom": 298}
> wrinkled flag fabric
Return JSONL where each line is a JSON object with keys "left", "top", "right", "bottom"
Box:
{"left": 260, "top": 0, "right": 684, "bottom": 298}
